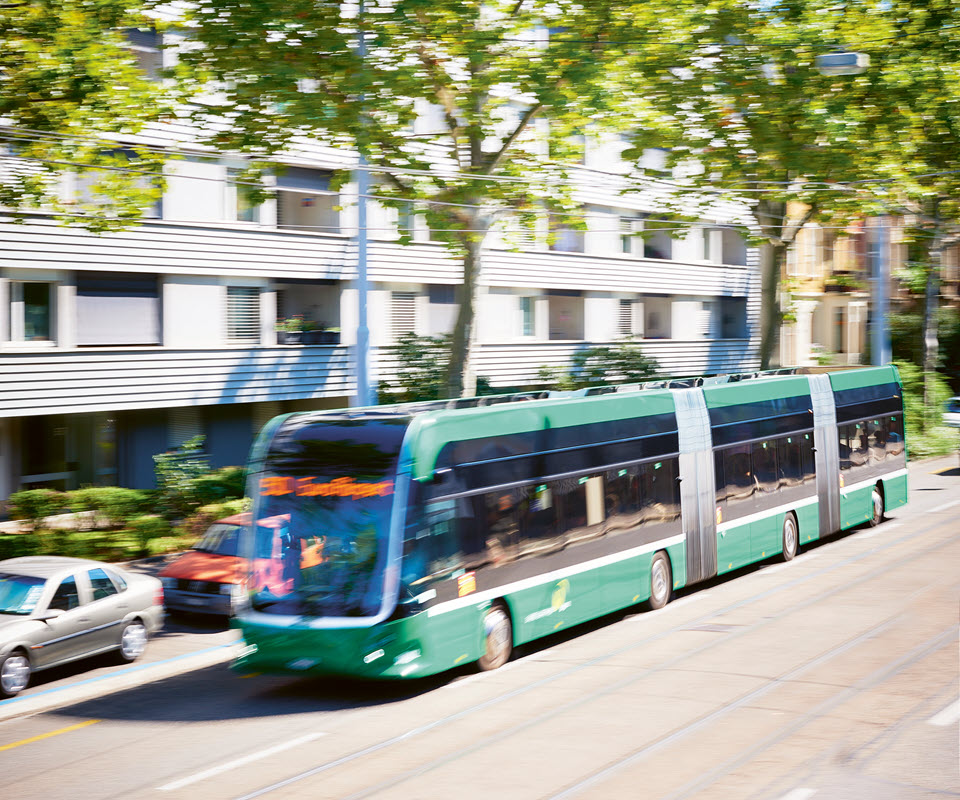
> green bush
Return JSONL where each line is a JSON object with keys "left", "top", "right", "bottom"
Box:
{"left": 188, "top": 466, "right": 248, "bottom": 506}
{"left": 7, "top": 489, "right": 66, "bottom": 529}
{"left": 66, "top": 487, "right": 151, "bottom": 529}
{"left": 0, "top": 534, "right": 43, "bottom": 560}
{"left": 130, "top": 515, "right": 172, "bottom": 556}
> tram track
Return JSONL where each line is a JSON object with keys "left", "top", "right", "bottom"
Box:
{"left": 229, "top": 507, "right": 959, "bottom": 800}
{"left": 742, "top": 661, "right": 960, "bottom": 800}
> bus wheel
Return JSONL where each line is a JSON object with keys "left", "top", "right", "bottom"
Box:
{"left": 781, "top": 514, "right": 799, "bottom": 562}
{"left": 869, "top": 486, "right": 884, "bottom": 527}
{"left": 478, "top": 603, "right": 512, "bottom": 671}
{"left": 648, "top": 552, "right": 672, "bottom": 610}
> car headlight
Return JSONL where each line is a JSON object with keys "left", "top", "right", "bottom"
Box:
{"left": 160, "top": 577, "right": 176, "bottom": 589}
{"left": 220, "top": 583, "right": 244, "bottom": 597}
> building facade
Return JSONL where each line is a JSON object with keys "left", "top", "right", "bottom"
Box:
{"left": 0, "top": 123, "right": 761, "bottom": 499}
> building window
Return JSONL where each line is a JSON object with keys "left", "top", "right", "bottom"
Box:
{"left": 549, "top": 216, "right": 585, "bottom": 253}
{"left": 834, "top": 307, "right": 846, "bottom": 354}
{"left": 276, "top": 167, "right": 339, "bottom": 233}
{"left": 427, "top": 285, "right": 456, "bottom": 335}
{"left": 644, "top": 230, "right": 672, "bottom": 260}
{"left": 76, "top": 272, "right": 160, "bottom": 346}
{"left": 520, "top": 296, "right": 535, "bottom": 337}
{"left": 391, "top": 291, "right": 417, "bottom": 339}
{"left": 226, "top": 287, "right": 261, "bottom": 343}
{"left": 618, "top": 299, "right": 634, "bottom": 336}
{"left": 10, "top": 282, "right": 53, "bottom": 342}
{"left": 228, "top": 169, "right": 260, "bottom": 223}
{"left": 125, "top": 28, "right": 162, "bottom": 81}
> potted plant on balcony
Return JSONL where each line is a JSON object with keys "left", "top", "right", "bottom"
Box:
{"left": 319, "top": 326, "right": 340, "bottom": 344}
{"left": 275, "top": 315, "right": 317, "bottom": 344}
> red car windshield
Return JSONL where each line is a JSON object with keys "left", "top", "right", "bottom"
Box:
{"left": 194, "top": 524, "right": 243, "bottom": 556}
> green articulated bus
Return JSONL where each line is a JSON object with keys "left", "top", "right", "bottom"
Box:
{"left": 234, "top": 365, "right": 908, "bottom": 679}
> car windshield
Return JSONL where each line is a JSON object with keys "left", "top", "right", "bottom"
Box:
{"left": 247, "top": 416, "right": 408, "bottom": 619}
{"left": 0, "top": 573, "right": 46, "bottom": 616}
{"left": 194, "top": 523, "right": 243, "bottom": 556}
{"left": 947, "top": 399, "right": 960, "bottom": 413}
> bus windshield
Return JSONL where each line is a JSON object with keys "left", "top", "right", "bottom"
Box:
{"left": 248, "top": 416, "right": 408, "bottom": 619}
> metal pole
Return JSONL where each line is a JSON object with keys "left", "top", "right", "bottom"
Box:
{"left": 353, "top": 1, "right": 372, "bottom": 407}
{"left": 872, "top": 218, "right": 891, "bottom": 366}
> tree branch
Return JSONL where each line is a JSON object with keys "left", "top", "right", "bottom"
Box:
{"left": 482, "top": 102, "right": 542, "bottom": 175}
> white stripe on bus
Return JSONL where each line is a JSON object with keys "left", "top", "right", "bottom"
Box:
{"left": 841, "top": 467, "right": 908, "bottom": 496}
{"left": 717, "top": 495, "right": 818, "bottom": 535}
{"left": 426, "top": 534, "right": 686, "bottom": 617}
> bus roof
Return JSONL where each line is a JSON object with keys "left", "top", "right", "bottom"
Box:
{"left": 265, "top": 365, "right": 900, "bottom": 482}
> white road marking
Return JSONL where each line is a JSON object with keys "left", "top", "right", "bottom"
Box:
{"left": 928, "top": 699, "right": 960, "bottom": 727}
{"left": 778, "top": 789, "right": 816, "bottom": 800}
{"left": 928, "top": 499, "right": 960, "bottom": 515}
{"left": 157, "top": 732, "right": 327, "bottom": 792}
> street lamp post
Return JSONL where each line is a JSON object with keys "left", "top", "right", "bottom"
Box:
{"left": 871, "top": 218, "right": 892, "bottom": 366}
{"left": 353, "top": 0, "right": 372, "bottom": 407}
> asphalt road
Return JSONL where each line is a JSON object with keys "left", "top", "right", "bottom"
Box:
{"left": 1, "top": 456, "right": 957, "bottom": 800}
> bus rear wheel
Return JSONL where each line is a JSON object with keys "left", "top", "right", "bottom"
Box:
{"left": 648, "top": 552, "right": 672, "bottom": 610}
{"left": 478, "top": 603, "right": 512, "bottom": 671}
{"left": 781, "top": 514, "right": 799, "bottom": 562}
{"left": 868, "top": 486, "right": 884, "bottom": 527}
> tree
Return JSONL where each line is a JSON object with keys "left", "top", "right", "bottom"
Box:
{"left": 0, "top": 0, "right": 172, "bottom": 230}
{"left": 176, "top": 0, "right": 625, "bottom": 397}
{"left": 619, "top": 0, "right": 960, "bottom": 369}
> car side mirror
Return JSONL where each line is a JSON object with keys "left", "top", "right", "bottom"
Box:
{"left": 36, "top": 609, "right": 65, "bottom": 622}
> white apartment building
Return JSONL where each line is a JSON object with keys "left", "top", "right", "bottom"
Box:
{"left": 0, "top": 117, "right": 760, "bottom": 499}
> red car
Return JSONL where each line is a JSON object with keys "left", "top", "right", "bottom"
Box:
{"left": 159, "top": 513, "right": 322, "bottom": 616}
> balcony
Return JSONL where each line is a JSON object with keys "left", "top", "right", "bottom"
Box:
{"left": 0, "top": 345, "right": 354, "bottom": 417}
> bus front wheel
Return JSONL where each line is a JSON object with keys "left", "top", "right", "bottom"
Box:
{"left": 648, "top": 552, "right": 672, "bottom": 610}
{"left": 781, "top": 514, "right": 799, "bottom": 562}
{"left": 478, "top": 603, "right": 512, "bottom": 671}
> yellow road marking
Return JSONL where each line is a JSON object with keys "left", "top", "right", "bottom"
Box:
{"left": 932, "top": 467, "right": 957, "bottom": 475}
{"left": 0, "top": 719, "right": 100, "bottom": 752}
{"left": 239, "top": 673, "right": 261, "bottom": 679}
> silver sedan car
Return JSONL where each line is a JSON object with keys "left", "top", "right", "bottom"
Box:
{"left": 0, "top": 556, "right": 165, "bottom": 698}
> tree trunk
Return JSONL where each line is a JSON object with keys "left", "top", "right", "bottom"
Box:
{"left": 754, "top": 197, "right": 787, "bottom": 371}
{"left": 445, "top": 232, "right": 485, "bottom": 398}
{"left": 758, "top": 239, "right": 787, "bottom": 370}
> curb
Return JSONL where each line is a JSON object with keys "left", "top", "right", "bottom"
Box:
{"left": 0, "top": 642, "right": 238, "bottom": 723}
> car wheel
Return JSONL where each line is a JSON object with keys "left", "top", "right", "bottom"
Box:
{"left": 118, "top": 619, "right": 148, "bottom": 663}
{"left": 781, "top": 514, "right": 799, "bottom": 562}
{"left": 649, "top": 551, "right": 672, "bottom": 610}
{"left": 0, "top": 651, "right": 31, "bottom": 698}
{"left": 868, "top": 487, "right": 884, "bottom": 527}
{"left": 478, "top": 603, "right": 512, "bottom": 671}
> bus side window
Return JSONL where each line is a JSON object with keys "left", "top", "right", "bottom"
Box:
{"left": 403, "top": 499, "right": 463, "bottom": 587}
{"left": 604, "top": 467, "right": 640, "bottom": 534}
{"left": 485, "top": 490, "right": 521, "bottom": 563}
{"left": 887, "top": 416, "right": 904, "bottom": 457}
{"left": 714, "top": 450, "right": 726, "bottom": 509}
{"left": 723, "top": 444, "right": 755, "bottom": 507}
{"left": 752, "top": 441, "right": 777, "bottom": 496}
{"left": 800, "top": 434, "right": 815, "bottom": 483}
{"left": 777, "top": 437, "right": 802, "bottom": 488}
